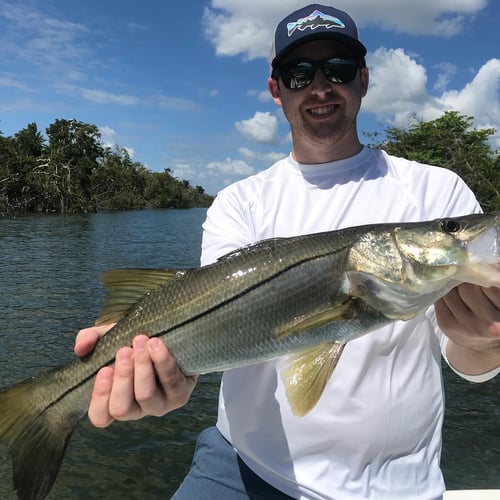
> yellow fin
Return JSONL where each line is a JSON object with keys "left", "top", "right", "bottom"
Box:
{"left": 274, "top": 301, "right": 354, "bottom": 340}
{"left": 282, "top": 342, "right": 346, "bottom": 417}
{"left": 96, "top": 268, "right": 184, "bottom": 326}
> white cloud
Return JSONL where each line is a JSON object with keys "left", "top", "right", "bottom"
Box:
{"left": 99, "top": 125, "right": 116, "bottom": 147}
{"left": 0, "top": 3, "right": 90, "bottom": 69}
{"left": 81, "top": 88, "right": 140, "bottom": 105}
{"left": 362, "top": 48, "right": 500, "bottom": 146}
{"left": 172, "top": 162, "right": 197, "bottom": 180}
{"left": 363, "top": 47, "right": 442, "bottom": 123}
{"left": 207, "top": 158, "right": 254, "bottom": 176}
{"left": 247, "top": 88, "right": 273, "bottom": 102}
{"left": 238, "top": 147, "right": 286, "bottom": 163}
{"left": 155, "top": 94, "right": 199, "bottom": 111}
{"left": 235, "top": 111, "right": 279, "bottom": 143}
{"left": 99, "top": 125, "right": 135, "bottom": 158}
{"left": 0, "top": 73, "right": 31, "bottom": 91}
{"left": 204, "top": 0, "right": 488, "bottom": 61}
{"left": 433, "top": 63, "right": 458, "bottom": 92}
{"left": 440, "top": 58, "right": 500, "bottom": 133}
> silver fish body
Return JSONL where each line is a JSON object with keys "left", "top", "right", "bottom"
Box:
{"left": 1, "top": 212, "right": 500, "bottom": 499}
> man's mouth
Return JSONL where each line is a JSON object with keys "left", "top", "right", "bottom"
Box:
{"left": 308, "top": 105, "right": 338, "bottom": 117}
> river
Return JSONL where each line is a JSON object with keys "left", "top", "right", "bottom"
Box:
{"left": 0, "top": 209, "right": 498, "bottom": 498}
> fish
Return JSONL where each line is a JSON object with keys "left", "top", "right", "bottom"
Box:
{"left": 1, "top": 212, "right": 500, "bottom": 499}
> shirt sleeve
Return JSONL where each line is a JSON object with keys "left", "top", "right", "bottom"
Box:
{"left": 426, "top": 307, "right": 500, "bottom": 383}
{"left": 200, "top": 187, "right": 257, "bottom": 267}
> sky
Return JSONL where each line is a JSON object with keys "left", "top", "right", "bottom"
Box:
{"left": 0, "top": 0, "right": 499, "bottom": 195}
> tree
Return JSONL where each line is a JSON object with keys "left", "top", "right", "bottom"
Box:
{"left": 43, "top": 119, "right": 104, "bottom": 212}
{"left": 0, "top": 118, "right": 214, "bottom": 215}
{"left": 14, "top": 123, "right": 44, "bottom": 157}
{"left": 370, "top": 112, "right": 500, "bottom": 211}
{"left": 91, "top": 147, "right": 149, "bottom": 210}
{"left": 0, "top": 134, "right": 18, "bottom": 213}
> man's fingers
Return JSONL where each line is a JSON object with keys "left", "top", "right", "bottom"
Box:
{"left": 86, "top": 335, "right": 197, "bottom": 428}
{"left": 88, "top": 367, "right": 115, "bottom": 428}
{"left": 148, "top": 338, "right": 198, "bottom": 410}
{"left": 74, "top": 324, "right": 116, "bottom": 357}
{"left": 132, "top": 335, "right": 168, "bottom": 416}
{"left": 108, "top": 347, "right": 142, "bottom": 421}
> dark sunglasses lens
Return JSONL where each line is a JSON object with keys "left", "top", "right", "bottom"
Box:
{"left": 323, "top": 59, "right": 358, "bottom": 83}
{"left": 281, "top": 62, "right": 315, "bottom": 89}
{"left": 279, "top": 58, "right": 359, "bottom": 89}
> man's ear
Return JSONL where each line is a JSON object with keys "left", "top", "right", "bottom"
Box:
{"left": 268, "top": 77, "right": 282, "bottom": 106}
{"left": 360, "top": 67, "right": 369, "bottom": 97}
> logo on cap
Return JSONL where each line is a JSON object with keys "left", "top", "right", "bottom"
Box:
{"left": 287, "top": 9, "right": 345, "bottom": 37}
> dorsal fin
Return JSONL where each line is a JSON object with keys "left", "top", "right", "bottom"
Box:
{"left": 95, "top": 268, "right": 184, "bottom": 326}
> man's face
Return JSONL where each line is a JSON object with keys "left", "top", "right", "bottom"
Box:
{"left": 268, "top": 39, "right": 369, "bottom": 158}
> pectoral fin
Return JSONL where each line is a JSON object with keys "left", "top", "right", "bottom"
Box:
{"left": 282, "top": 342, "right": 346, "bottom": 417}
{"left": 96, "top": 268, "right": 185, "bottom": 325}
{"left": 274, "top": 301, "right": 354, "bottom": 340}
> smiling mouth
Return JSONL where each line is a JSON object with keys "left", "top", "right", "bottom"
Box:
{"left": 308, "top": 105, "right": 338, "bottom": 117}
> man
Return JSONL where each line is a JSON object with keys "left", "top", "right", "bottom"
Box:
{"left": 75, "top": 4, "right": 500, "bottom": 499}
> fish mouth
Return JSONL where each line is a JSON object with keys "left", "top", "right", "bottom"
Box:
{"left": 466, "top": 220, "right": 500, "bottom": 262}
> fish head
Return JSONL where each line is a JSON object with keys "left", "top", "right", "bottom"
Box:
{"left": 344, "top": 213, "right": 500, "bottom": 320}
{"left": 394, "top": 212, "right": 500, "bottom": 290}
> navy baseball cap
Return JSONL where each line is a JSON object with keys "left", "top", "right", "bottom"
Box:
{"left": 270, "top": 4, "right": 367, "bottom": 68}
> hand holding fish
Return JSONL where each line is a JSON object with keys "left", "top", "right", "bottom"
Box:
{"left": 75, "top": 327, "right": 197, "bottom": 427}
{"left": 435, "top": 283, "right": 500, "bottom": 375}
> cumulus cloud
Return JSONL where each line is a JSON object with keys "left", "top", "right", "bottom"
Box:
{"left": 362, "top": 48, "right": 444, "bottom": 128}
{"left": 99, "top": 125, "right": 116, "bottom": 147}
{"left": 172, "top": 162, "right": 198, "bottom": 180}
{"left": 440, "top": 59, "right": 500, "bottom": 132}
{"left": 362, "top": 47, "right": 500, "bottom": 144}
{"left": 235, "top": 111, "right": 279, "bottom": 143}
{"left": 99, "top": 125, "right": 135, "bottom": 157}
{"left": 207, "top": 158, "right": 254, "bottom": 176}
{"left": 203, "top": 0, "right": 488, "bottom": 61}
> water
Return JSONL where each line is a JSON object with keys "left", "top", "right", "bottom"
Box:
{"left": 0, "top": 210, "right": 498, "bottom": 498}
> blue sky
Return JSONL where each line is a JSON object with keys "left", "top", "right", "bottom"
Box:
{"left": 1, "top": 0, "right": 499, "bottom": 195}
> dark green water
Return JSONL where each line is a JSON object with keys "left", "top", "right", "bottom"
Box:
{"left": 0, "top": 209, "right": 498, "bottom": 498}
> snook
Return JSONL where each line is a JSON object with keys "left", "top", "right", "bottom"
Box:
{"left": 1, "top": 213, "right": 500, "bottom": 499}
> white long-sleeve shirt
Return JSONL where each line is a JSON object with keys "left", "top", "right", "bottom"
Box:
{"left": 200, "top": 147, "right": 485, "bottom": 500}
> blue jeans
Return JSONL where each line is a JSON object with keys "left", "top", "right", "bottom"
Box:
{"left": 172, "top": 426, "right": 295, "bottom": 499}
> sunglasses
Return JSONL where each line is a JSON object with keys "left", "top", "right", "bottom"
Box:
{"left": 274, "top": 57, "right": 360, "bottom": 90}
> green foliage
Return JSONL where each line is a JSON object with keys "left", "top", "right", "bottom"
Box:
{"left": 0, "top": 119, "right": 214, "bottom": 215}
{"left": 368, "top": 111, "right": 500, "bottom": 211}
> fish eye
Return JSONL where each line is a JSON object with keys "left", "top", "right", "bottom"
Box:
{"left": 440, "top": 218, "right": 461, "bottom": 233}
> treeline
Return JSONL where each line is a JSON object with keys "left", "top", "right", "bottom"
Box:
{"left": 1, "top": 112, "right": 498, "bottom": 215}
{"left": 369, "top": 111, "right": 500, "bottom": 211}
{"left": 0, "top": 118, "right": 213, "bottom": 215}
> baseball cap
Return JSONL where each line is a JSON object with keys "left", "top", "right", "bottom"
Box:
{"left": 270, "top": 4, "right": 367, "bottom": 68}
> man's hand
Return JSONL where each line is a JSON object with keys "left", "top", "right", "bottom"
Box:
{"left": 435, "top": 283, "right": 500, "bottom": 375}
{"left": 75, "top": 326, "right": 197, "bottom": 428}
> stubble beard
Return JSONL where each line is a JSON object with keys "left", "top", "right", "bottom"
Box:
{"left": 292, "top": 107, "right": 358, "bottom": 151}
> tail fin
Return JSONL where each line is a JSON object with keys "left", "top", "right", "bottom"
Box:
{"left": 0, "top": 373, "right": 82, "bottom": 500}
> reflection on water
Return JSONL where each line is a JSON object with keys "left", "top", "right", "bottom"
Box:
{"left": 0, "top": 209, "right": 498, "bottom": 498}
